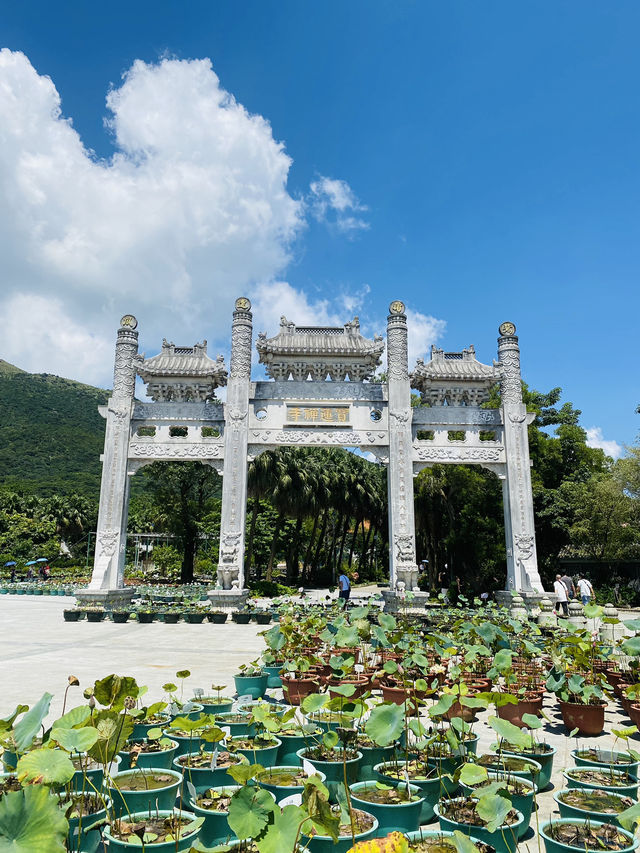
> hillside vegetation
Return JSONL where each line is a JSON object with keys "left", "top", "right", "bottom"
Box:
{"left": 0, "top": 369, "right": 108, "bottom": 497}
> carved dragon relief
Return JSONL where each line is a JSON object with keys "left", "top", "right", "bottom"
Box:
{"left": 128, "top": 443, "right": 223, "bottom": 460}
{"left": 97, "top": 529, "right": 120, "bottom": 558}
{"left": 248, "top": 430, "right": 387, "bottom": 445}
{"left": 412, "top": 445, "right": 503, "bottom": 463}
{"left": 514, "top": 533, "right": 535, "bottom": 561}
{"left": 394, "top": 533, "right": 415, "bottom": 564}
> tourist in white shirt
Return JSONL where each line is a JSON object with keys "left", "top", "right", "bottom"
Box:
{"left": 554, "top": 574, "right": 568, "bottom": 616}
{"left": 577, "top": 576, "right": 594, "bottom": 606}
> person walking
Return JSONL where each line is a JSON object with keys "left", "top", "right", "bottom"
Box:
{"left": 338, "top": 571, "right": 351, "bottom": 608}
{"left": 560, "top": 572, "right": 576, "bottom": 600}
{"left": 554, "top": 574, "right": 569, "bottom": 616}
{"left": 438, "top": 567, "right": 449, "bottom": 604}
{"left": 577, "top": 575, "right": 595, "bottom": 606}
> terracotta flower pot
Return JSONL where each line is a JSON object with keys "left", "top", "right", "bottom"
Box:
{"left": 380, "top": 684, "right": 419, "bottom": 715}
{"left": 282, "top": 674, "right": 319, "bottom": 706}
{"left": 497, "top": 696, "right": 542, "bottom": 728}
{"left": 328, "top": 676, "right": 369, "bottom": 700}
{"left": 443, "top": 700, "right": 476, "bottom": 723}
{"left": 628, "top": 704, "right": 640, "bottom": 728}
{"left": 559, "top": 700, "right": 606, "bottom": 736}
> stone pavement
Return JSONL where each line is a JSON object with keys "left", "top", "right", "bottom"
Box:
{"left": 0, "top": 594, "right": 265, "bottom": 719}
{"left": 0, "top": 592, "right": 636, "bottom": 845}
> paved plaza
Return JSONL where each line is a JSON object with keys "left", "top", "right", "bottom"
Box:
{"left": 1, "top": 592, "right": 637, "bottom": 847}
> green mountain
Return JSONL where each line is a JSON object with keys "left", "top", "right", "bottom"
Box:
{"left": 0, "top": 368, "right": 109, "bottom": 497}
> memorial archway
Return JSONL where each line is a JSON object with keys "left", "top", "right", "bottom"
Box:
{"left": 78, "top": 300, "right": 544, "bottom": 609}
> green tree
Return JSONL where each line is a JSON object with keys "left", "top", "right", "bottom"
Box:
{"left": 141, "top": 462, "right": 221, "bottom": 583}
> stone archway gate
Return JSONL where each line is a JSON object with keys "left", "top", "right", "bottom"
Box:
{"left": 78, "top": 299, "right": 543, "bottom": 607}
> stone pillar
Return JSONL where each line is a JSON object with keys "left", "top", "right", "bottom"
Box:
{"left": 498, "top": 322, "right": 544, "bottom": 593}
{"left": 386, "top": 301, "right": 419, "bottom": 591}
{"left": 537, "top": 596, "right": 557, "bottom": 628}
{"left": 567, "top": 599, "right": 586, "bottom": 629}
{"left": 217, "top": 297, "right": 252, "bottom": 590}
{"left": 599, "top": 603, "right": 625, "bottom": 645}
{"left": 79, "top": 315, "right": 139, "bottom": 605}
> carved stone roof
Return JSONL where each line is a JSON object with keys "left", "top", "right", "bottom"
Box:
{"left": 137, "top": 340, "right": 228, "bottom": 402}
{"left": 411, "top": 346, "right": 501, "bottom": 406}
{"left": 256, "top": 316, "right": 384, "bottom": 381}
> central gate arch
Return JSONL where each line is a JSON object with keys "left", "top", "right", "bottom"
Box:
{"left": 81, "top": 300, "right": 543, "bottom": 605}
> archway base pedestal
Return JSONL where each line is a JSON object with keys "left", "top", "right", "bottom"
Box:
{"left": 207, "top": 588, "right": 250, "bottom": 612}
{"left": 75, "top": 588, "right": 136, "bottom": 609}
{"left": 495, "top": 589, "right": 550, "bottom": 618}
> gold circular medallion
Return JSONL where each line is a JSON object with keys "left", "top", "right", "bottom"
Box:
{"left": 120, "top": 314, "right": 138, "bottom": 329}
{"left": 499, "top": 321, "right": 516, "bottom": 336}
{"left": 235, "top": 297, "right": 251, "bottom": 311}
{"left": 389, "top": 300, "right": 405, "bottom": 315}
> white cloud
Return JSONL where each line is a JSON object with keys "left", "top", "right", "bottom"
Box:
{"left": 0, "top": 50, "right": 444, "bottom": 389}
{"left": 586, "top": 427, "right": 622, "bottom": 460}
{"left": 309, "top": 176, "right": 369, "bottom": 235}
{"left": 0, "top": 50, "right": 303, "bottom": 383}
{"left": 250, "top": 280, "right": 339, "bottom": 339}
{"left": 406, "top": 308, "right": 447, "bottom": 367}
{"left": 2, "top": 294, "right": 113, "bottom": 381}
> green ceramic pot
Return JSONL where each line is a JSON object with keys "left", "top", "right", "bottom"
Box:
{"left": 257, "top": 765, "right": 327, "bottom": 803}
{"left": 460, "top": 772, "right": 535, "bottom": 840}
{"left": 233, "top": 673, "right": 269, "bottom": 700}
{"left": 68, "top": 754, "right": 121, "bottom": 792}
{"left": 61, "top": 794, "right": 108, "bottom": 853}
{"left": 349, "top": 780, "right": 423, "bottom": 835}
{"left": 374, "top": 760, "right": 455, "bottom": 823}
{"left": 228, "top": 735, "right": 281, "bottom": 768}
{"left": 169, "top": 703, "right": 204, "bottom": 722}
{"left": 357, "top": 744, "right": 394, "bottom": 782}
{"left": 277, "top": 730, "right": 322, "bottom": 766}
{"left": 297, "top": 747, "right": 362, "bottom": 803}
{"left": 214, "top": 712, "right": 256, "bottom": 738}
{"left": 106, "top": 767, "right": 182, "bottom": 817}
{"left": 198, "top": 697, "right": 234, "bottom": 714}
{"left": 102, "top": 809, "right": 200, "bottom": 851}
{"left": 183, "top": 785, "right": 241, "bottom": 847}
{"left": 264, "top": 665, "right": 283, "bottom": 688}
{"left": 435, "top": 798, "right": 524, "bottom": 853}
{"left": 117, "top": 738, "right": 178, "bottom": 771}
{"left": 540, "top": 819, "right": 637, "bottom": 853}
{"left": 302, "top": 812, "right": 378, "bottom": 852}
{"left": 131, "top": 715, "right": 171, "bottom": 741}
{"left": 564, "top": 767, "right": 640, "bottom": 799}
{"left": 405, "top": 828, "right": 488, "bottom": 849}
{"left": 554, "top": 788, "right": 635, "bottom": 828}
{"left": 477, "top": 753, "right": 541, "bottom": 785}
{"left": 173, "top": 751, "right": 248, "bottom": 797}
{"left": 163, "top": 728, "right": 211, "bottom": 757}
{"left": 491, "top": 743, "right": 556, "bottom": 790}
{"left": 572, "top": 748, "right": 640, "bottom": 781}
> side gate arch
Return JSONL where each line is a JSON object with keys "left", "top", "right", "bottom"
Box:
{"left": 79, "top": 301, "right": 543, "bottom": 606}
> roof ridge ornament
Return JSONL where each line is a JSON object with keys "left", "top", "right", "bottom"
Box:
{"left": 256, "top": 314, "right": 384, "bottom": 381}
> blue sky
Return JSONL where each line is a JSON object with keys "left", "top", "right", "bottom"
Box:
{"left": 1, "top": 1, "right": 638, "bottom": 453}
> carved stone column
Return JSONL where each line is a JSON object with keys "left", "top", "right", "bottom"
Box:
{"left": 386, "top": 301, "right": 419, "bottom": 590}
{"left": 498, "top": 322, "right": 544, "bottom": 592}
{"left": 82, "top": 315, "right": 139, "bottom": 601}
{"left": 217, "top": 298, "right": 252, "bottom": 590}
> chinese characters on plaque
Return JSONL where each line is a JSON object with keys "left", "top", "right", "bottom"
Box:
{"left": 286, "top": 405, "right": 350, "bottom": 425}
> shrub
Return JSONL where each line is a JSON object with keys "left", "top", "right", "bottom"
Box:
{"left": 250, "top": 579, "right": 296, "bottom": 598}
